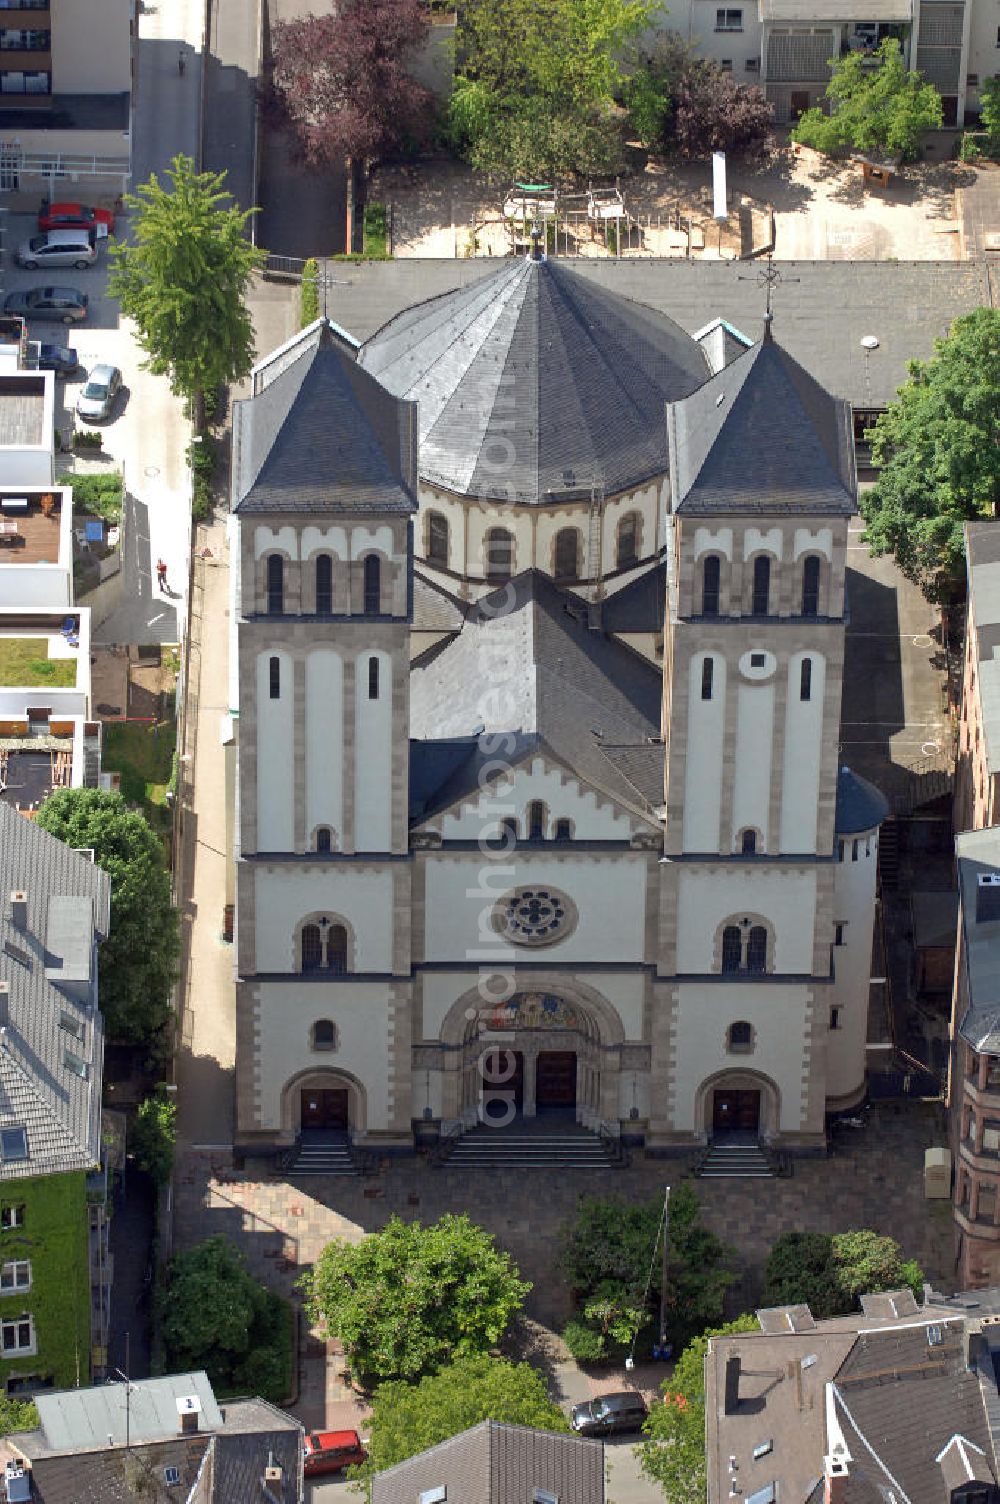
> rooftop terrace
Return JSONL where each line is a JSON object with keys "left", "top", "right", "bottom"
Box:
{"left": 0, "top": 491, "right": 65, "bottom": 565}
{"left": 0, "top": 374, "right": 46, "bottom": 447}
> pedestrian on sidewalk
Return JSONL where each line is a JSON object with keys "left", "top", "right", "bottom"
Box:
{"left": 156, "top": 558, "right": 168, "bottom": 592}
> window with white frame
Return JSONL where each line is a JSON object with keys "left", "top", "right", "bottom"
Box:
{"left": 0, "top": 1315, "right": 33, "bottom": 1354}
{"left": 0, "top": 1206, "right": 24, "bottom": 1231}
{"left": 0, "top": 1262, "right": 30, "bottom": 1294}
{"left": 715, "top": 8, "right": 742, "bottom": 28}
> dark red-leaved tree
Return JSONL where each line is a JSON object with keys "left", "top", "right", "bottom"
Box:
{"left": 671, "top": 62, "right": 773, "bottom": 159}
{"left": 267, "top": 0, "right": 435, "bottom": 231}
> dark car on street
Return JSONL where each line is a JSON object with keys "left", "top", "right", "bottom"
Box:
{"left": 33, "top": 342, "right": 80, "bottom": 377}
{"left": 2, "top": 287, "right": 88, "bottom": 324}
{"left": 571, "top": 1391, "right": 649, "bottom": 1437}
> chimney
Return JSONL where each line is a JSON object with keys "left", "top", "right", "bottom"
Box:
{"left": 977, "top": 872, "right": 1000, "bottom": 924}
{"left": 824, "top": 1456, "right": 848, "bottom": 1504}
{"left": 0, "top": 984, "right": 7, "bottom": 1027}
{"left": 724, "top": 1355, "right": 742, "bottom": 1414}
{"left": 176, "top": 1395, "right": 202, "bottom": 1434}
{"left": 8, "top": 893, "right": 26, "bottom": 931}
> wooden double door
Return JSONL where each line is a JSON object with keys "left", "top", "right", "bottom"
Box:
{"left": 712, "top": 1089, "right": 760, "bottom": 1135}
{"left": 300, "top": 1088, "right": 349, "bottom": 1132}
{"left": 535, "top": 1051, "right": 577, "bottom": 1109}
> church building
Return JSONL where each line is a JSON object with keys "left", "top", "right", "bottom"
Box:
{"left": 228, "top": 253, "right": 887, "bottom": 1162}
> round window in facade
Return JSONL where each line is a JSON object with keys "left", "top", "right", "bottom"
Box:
{"left": 493, "top": 886, "right": 577, "bottom": 947}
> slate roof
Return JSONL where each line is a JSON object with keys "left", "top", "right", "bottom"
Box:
{"left": 21, "top": 1437, "right": 211, "bottom": 1503}
{"left": 669, "top": 335, "right": 856, "bottom": 516}
{"left": 601, "top": 562, "right": 667, "bottom": 633}
{"left": 834, "top": 766, "right": 889, "bottom": 834}
{"left": 231, "top": 321, "right": 418, "bottom": 516}
{"left": 409, "top": 571, "right": 663, "bottom": 823}
{"left": 359, "top": 255, "right": 710, "bottom": 505}
{"left": 371, "top": 1420, "right": 604, "bottom": 1504}
{"left": 0, "top": 806, "right": 110, "bottom": 1180}
{"left": 412, "top": 571, "right": 465, "bottom": 633}
{"left": 955, "top": 825, "right": 1000, "bottom": 1053}
{"left": 965, "top": 522, "right": 1000, "bottom": 775}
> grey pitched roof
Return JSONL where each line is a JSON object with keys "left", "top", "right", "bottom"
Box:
{"left": 669, "top": 335, "right": 856, "bottom": 516}
{"left": 601, "top": 562, "right": 667, "bottom": 633}
{"left": 359, "top": 255, "right": 709, "bottom": 504}
{"left": 409, "top": 571, "right": 663, "bottom": 822}
{"left": 371, "top": 1420, "right": 604, "bottom": 1504}
{"left": 0, "top": 806, "right": 110, "bottom": 1180}
{"left": 412, "top": 571, "right": 465, "bottom": 633}
{"left": 26, "top": 1373, "right": 224, "bottom": 1453}
{"left": 19, "top": 1438, "right": 210, "bottom": 1503}
{"left": 212, "top": 1399, "right": 302, "bottom": 1503}
{"left": 955, "top": 825, "right": 1000, "bottom": 1052}
{"left": 232, "top": 321, "right": 418, "bottom": 515}
{"left": 965, "top": 522, "right": 1000, "bottom": 775}
{"left": 834, "top": 766, "right": 889, "bottom": 834}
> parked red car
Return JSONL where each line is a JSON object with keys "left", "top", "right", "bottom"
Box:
{"left": 37, "top": 202, "right": 115, "bottom": 235}
{"left": 303, "top": 1429, "right": 367, "bottom": 1477}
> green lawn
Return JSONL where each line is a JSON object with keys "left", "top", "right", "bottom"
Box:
{"left": 0, "top": 638, "right": 76, "bottom": 687}
{"left": 101, "top": 720, "right": 176, "bottom": 828}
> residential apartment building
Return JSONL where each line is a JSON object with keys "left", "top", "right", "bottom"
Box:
{"left": 0, "top": 804, "right": 110, "bottom": 1390}
{"left": 956, "top": 523, "right": 1000, "bottom": 834}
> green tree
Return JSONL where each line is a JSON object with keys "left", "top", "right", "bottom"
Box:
{"left": 0, "top": 1397, "right": 38, "bottom": 1435}
{"left": 763, "top": 1229, "right": 924, "bottom": 1319}
{"left": 792, "top": 38, "right": 942, "bottom": 160}
{"left": 639, "top": 1315, "right": 758, "bottom": 1504}
{"left": 109, "top": 155, "right": 266, "bottom": 427}
{"left": 627, "top": 32, "right": 772, "bottom": 157}
{"left": 159, "top": 1237, "right": 292, "bottom": 1403}
{"left": 981, "top": 76, "right": 1000, "bottom": 149}
{"left": 449, "top": 0, "right": 657, "bottom": 181}
{"left": 131, "top": 1085, "right": 177, "bottom": 1187}
{"left": 302, "top": 1214, "right": 530, "bottom": 1385}
{"left": 860, "top": 307, "right": 1000, "bottom": 600}
{"left": 359, "top": 1355, "right": 567, "bottom": 1473}
{"left": 36, "top": 788, "right": 179, "bottom": 1050}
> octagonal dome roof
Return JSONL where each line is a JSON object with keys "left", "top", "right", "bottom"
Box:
{"left": 358, "top": 256, "right": 711, "bottom": 505}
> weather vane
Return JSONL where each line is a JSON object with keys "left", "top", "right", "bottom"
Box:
{"left": 736, "top": 253, "right": 799, "bottom": 339}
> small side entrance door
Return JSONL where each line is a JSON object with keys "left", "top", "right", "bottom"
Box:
{"left": 536, "top": 1051, "right": 577, "bottom": 1110}
{"left": 712, "top": 1089, "right": 760, "bottom": 1136}
{"left": 790, "top": 90, "right": 810, "bottom": 120}
{"left": 300, "top": 1088, "right": 349, "bottom": 1133}
{"left": 480, "top": 1049, "right": 523, "bottom": 1125}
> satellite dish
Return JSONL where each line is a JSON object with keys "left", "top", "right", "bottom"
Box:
{"left": 860, "top": 335, "right": 879, "bottom": 350}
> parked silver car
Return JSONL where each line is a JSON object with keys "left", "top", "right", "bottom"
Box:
{"left": 16, "top": 230, "right": 98, "bottom": 270}
{"left": 76, "top": 364, "right": 122, "bottom": 422}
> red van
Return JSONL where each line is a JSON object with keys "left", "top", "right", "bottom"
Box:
{"left": 303, "top": 1429, "right": 367, "bottom": 1477}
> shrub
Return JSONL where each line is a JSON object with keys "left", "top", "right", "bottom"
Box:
{"left": 57, "top": 470, "right": 124, "bottom": 524}
{"left": 300, "top": 257, "right": 319, "bottom": 326}
{"left": 363, "top": 203, "right": 389, "bottom": 258}
{"left": 960, "top": 132, "right": 982, "bottom": 162}
{"left": 131, "top": 1085, "right": 177, "bottom": 1187}
{"left": 763, "top": 1228, "right": 924, "bottom": 1318}
{"left": 188, "top": 433, "right": 216, "bottom": 521}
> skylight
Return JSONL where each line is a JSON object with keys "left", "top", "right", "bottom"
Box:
{"left": 63, "top": 1050, "right": 88, "bottom": 1080}
{"left": 0, "top": 1128, "right": 27, "bottom": 1162}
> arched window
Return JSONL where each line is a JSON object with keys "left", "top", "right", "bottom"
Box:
{"left": 487, "top": 815, "right": 518, "bottom": 850}
{"left": 315, "top": 554, "right": 333, "bottom": 614}
{"left": 800, "top": 658, "right": 812, "bottom": 702}
{"left": 528, "top": 801, "right": 546, "bottom": 840}
{"left": 311, "top": 1019, "right": 337, "bottom": 1051}
{"left": 752, "top": 556, "right": 770, "bottom": 616}
{"left": 802, "top": 555, "right": 821, "bottom": 617}
{"left": 486, "top": 528, "right": 513, "bottom": 581}
{"left": 701, "top": 657, "right": 714, "bottom": 701}
{"left": 702, "top": 555, "right": 721, "bottom": 617}
{"left": 617, "top": 513, "right": 639, "bottom": 569}
{"left": 368, "top": 655, "right": 379, "bottom": 700}
{"left": 268, "top": 656, "right": 280, "bottom": 700}
{"left": 554, "top": 528, "right": 580, "bottom": 580}
{"left": 721, "top": 926, "right": 742, "bottom": 974}
{"left": 327, "top": 924, "right": 348, "bottom": 975}
{"left": 363, "top": 555, "right": 382, "bottom": 615}
{"left": 266, "top": 553, "right": 284, "bottom": 615}
{"left": 428, "top": 511, "right": 449, "bottom": 567}
{"left": 301, "top": 924, "right": 322, "bottom": 973}
{"left": 740, "top": 829, "right": 757, "bottom": 855}
{"left": 746, "top": 925, "right": 768, "bottom": 974}
{"left": 554, "top": 818, "right": 572, "bottom": 842}
{"left": 728, "top": 1020, "right": 753, "bottom": 1053}
{"left": 315, "top": 827, "right": 332, "bottom": 853}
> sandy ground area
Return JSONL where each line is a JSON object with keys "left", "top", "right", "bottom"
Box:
{"left": 372, "top": 142, "right": 975, "bottom": 261}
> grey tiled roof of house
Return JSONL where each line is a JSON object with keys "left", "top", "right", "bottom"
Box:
{"left": 601, "top": 562, "right": 667, "bottom": 633}
{"left": 371, "top": 1420, "right": 604, "bottom": 1504}
{"left": 412, "top": 571, "right": 465, "bottom": 633}
{"left": 669, "top": 335, "right": 856, "bottom": 516}
{"left": 409, "top": 571, "right": 663, "bottom": 823}
{"left": 955, "top": 825, "right": 1000, "bottom": 1052}
{"left": 0, "top": 805, "right": 110, "bottom": 1180}
{"left": 232, "top": 321, "right": 418, "bottom": 516}
{"left": 331, "top": 258, "right": 989, "bottom": 411}
{"left": 834, "top": 766, "right": 889, "bottom": 834}
{"left": 359, "top": 255, "right": 710, "bottom": 504}
{"left": 18, "top": 1436, "right": 211, "bottom": 1503}
{"left": 965, "top": 522, "right": 1000, "bottom": 775}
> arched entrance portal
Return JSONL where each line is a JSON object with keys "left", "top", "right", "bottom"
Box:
{"left": 457, "top": 992, "right": 606, "bottom": 1129}
{"left": 279, "top": 1068, "right": 367, "bottom": 1140}
{"left": 695, "top": 1069, "right": 781, "bottom": 1144}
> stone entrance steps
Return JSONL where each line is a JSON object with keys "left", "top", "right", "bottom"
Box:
{"left": 695, "top": 1141, "right": 774, "bottom": 1178}
{"left": 285, "top": 1137, "right": 358, "bottom": 1176}
{"left": 443, "top": 1127, "right": 617, "bottom": 1170}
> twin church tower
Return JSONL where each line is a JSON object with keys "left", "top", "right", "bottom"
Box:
{"left": 228, "top": 256, "right": 885, "bottom": 1158}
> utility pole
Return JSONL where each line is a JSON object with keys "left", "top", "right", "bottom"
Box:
{"left": 658, "top": 1186, "right": 671, "bottom": 1346}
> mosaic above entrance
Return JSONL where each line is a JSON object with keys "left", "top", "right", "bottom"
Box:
{"left": 481, "top": 992, "right": 580, "bottom": 1031}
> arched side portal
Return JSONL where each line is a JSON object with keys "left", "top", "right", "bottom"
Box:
{"left": 280, "top": 1067, "right": 368, "bottom": 1139}
{"left": 693, "top": 1068, "right": 782, "bottom": 1144}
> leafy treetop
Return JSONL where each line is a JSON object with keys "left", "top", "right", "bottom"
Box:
{"left": 358, "top": 1355, "right": 568, "bottom": 1474}
{"left": 859, "top": 307, "right": 1000, "bottom": 600}
{"left": 639, "top": 1315, "right": 759, "bottom": 1504}
{"left": 109, "top": 155, "right": 265, "bottom": 426}
{"left": 627, "top": 32, "right": 773, "bottom": 158}
{"left": 36, "top": 788, "right": 179, "bottom": 1050}
{"left": 267, "top": 0, "right": 434, "bottom": 169}
{"left": 792, "top": 38, "right": 942, "bottom": 160}
{"left": 762, "top": 1229, "right": 924, "bottom": 1319}
{"left": 302, "top": 1213, "right": 531, "bottom": 1385}
{"left": 131, "top": 1085, "right": 177, "bottom": 1187}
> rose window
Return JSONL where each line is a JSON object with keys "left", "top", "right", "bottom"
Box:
{"left": 494, "top": 887, "right": 576, "bottom": 947}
